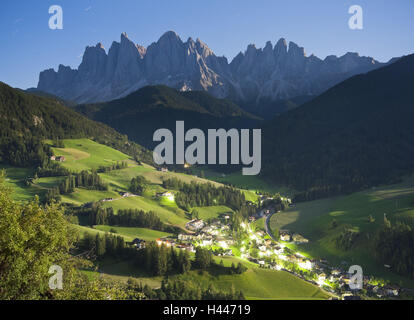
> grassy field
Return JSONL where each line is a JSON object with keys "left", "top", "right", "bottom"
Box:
{"left": 36, "top": 176, "right": 66, "bottom": 188}
{"left": 101, "top": 163, "right": 224, "bottom": 188}
{"left": 0, "top": 165, "right": 46, "bottom": 201}
{"left": 73, "top": 220, "right": 330, "bottom": 300}
{"left": 97, "top": 259, "right": 162, "bottom": 287}
{"left": 269, "top": 176, "right": 414, "bottom": 287}
{"left": 193, "top": 205, "right": 234, "bottom": 220}
{"left": 176, "top": 267, "right": 329, "bottom": 300}
{"left": 49, "top": 139, "right": 131, "bottom": 172}
{"left": 73, "top": 224, "right": 171, "bottom": 243}
{"left": 1, "top": 138, "right": 334, "bottom": 299}
{"left": 100, "top": 195, "right": 188, "bottom": 227}
{"left": 2, "top": 139, "right": 260, "bottom": 224}
{"left": 92, "top": 256, "right": 330, "bottom": 300}
{"left": 60, "top": 189, "right": 120, "bottom": 206}
{"left": 94, "top": 225, "right": 172, "bottom": 241}
{"left": 252, "top": 217, "right": 265, "bottom": 231}
{"left": 193, "top": 167, "right": 293, "bottom": 196}
{"left": 72, "top": 224, "right": 109, "bottom": 238}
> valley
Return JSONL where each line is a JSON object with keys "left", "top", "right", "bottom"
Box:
{"left": 2, "top": 0, "right": 414, "bottom": 306}
{"left": 0, "top": 138, "right": 331, "bottom": 300}
{"left": 1, "top": 8, "right": 414, "bottom": 301}
{"left": 268, "top": 176, "right": 414, "bottom": 288}
{"left": 2, "top": 136, "right": 414, "bottom": 300}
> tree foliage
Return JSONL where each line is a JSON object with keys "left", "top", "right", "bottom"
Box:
{"left": 163, "top": 178, "right": 245, "bottom": 211}
{"left": 0, "top": 173, "right": 125, "bottom": 299}
{"left": 0, "top": 81, "right": 152, "bottom": 169}
{"left": 375, "top": 220, "right": 414, "bottom": 277}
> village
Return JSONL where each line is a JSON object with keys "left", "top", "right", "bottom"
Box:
{"left": 74, "top": 180, "right": 403, "bottom": 300}
{"left": 129, "top": 202, "right": 401, "bottom": 300}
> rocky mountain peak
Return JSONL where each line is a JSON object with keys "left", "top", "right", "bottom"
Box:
{"left": 246, "top": 44, "right": 258, "bottom": 53}
{"left": 158, "top": 31, "right": 182, "bottom": 45}
{"left": 274, "top": 38, "right": 288, "bottom": 53}
{"left": 37, "top": 31, "right": 387, "bottom": 109}
{"left": 264, "top": 41, "right": 273, "bottom": 51}
{"left": 288, "top": 41, "right": 306, "bottom": 57}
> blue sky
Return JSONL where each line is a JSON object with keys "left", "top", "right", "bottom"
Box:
{"left": 1, "top": 0, "right": 413, "bottom": 89}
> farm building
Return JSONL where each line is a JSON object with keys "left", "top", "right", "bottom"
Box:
{"left": 50, "top": 155, "right": 65, "bottom": 162}
{"left": 186, "top": 219, "right": 205, "bottom": 231}
{"left": 132, "top": 238, "right": 146, "bottom": 249}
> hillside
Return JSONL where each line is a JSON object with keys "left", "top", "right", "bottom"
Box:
{"left": 76, "top": 85, "right": 260, "bottom": 149}
{"left": 25, "top": 87, "right": 77, "bottom": 107}
{"left": 0, "top": 139, "right": 330, "bottom": 299}
{"left": 0, "top": 138, "right": 257, "bottom": 222}
{"left": 243, "top": 95, "right": 315, "bottom": 118}
{"left": 269, "top": 175, "right": 414, "bottom": 288}
{"left": 0, "top": 82, "right": 152, "bottom": 167}
{"left": 262, "top": 54, "right": 414, "bottom": 199}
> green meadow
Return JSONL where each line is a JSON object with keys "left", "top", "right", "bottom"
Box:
{"left": 193, "top": 205, "right": 234, "bottom": 220}
{"left": 100, "top": 195, "right": 188, "bottom": 227}
{"left": 1, "top": 138, "right": 337, "bottom": 299}
{"left": 252, "top": 217, "right": 265, "bottom": 231}
{"left": 73, "top": 224, "right": 171, "bottom": 243}
{"left": 176, "top": 267, "right": 330, "bottom": 300}
{"left": 0, "top": 165, "right": 45, "bottom": 201}
{"left": 95, "top": 225, "right": 172, "bottom": 241}
{"left": 91, "top": 255, "right": 330, "bottom": 300}
{"left": 193, "top": 167, "right": 293, "bottom": 196}
{"left": 269, "top": 176, "right": 414, "bottom": 287}
{"left": 60, "top": 189, "right": 120, "bottom": 206}
{"left": 1, "top": 139, "right": 261, "bottom": 230}
{"left": 49, "top": 138, "right": 131, "bottom": 172}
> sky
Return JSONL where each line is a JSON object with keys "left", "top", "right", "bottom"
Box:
{"left": 1, "top": 0, "right": 413, "bottom": 89}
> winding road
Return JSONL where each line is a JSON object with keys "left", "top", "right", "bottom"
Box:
{"left": 264, "top": 211, "right": 277, "bottom": 241}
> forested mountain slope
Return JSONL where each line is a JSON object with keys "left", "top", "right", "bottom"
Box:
{"left": 262, "top": 54, "right": 414, "bottom": 200}
{"left": 0, "top": 82, "right": 152, "bottom": 167}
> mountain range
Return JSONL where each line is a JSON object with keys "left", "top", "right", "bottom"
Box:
{"left": 4, "top": 51, "right": 414, "bottom": 200}
{"left": 37, "top": 31, "right": 392, "bottom": 113}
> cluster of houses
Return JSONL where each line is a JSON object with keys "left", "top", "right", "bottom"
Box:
{"left": 156, "top": 191, "right": 173, "bottom": 198}
{"left": 130, "top": 206, "right": 401, "bottom": 300}
{"left": 370, "top": 284, "right": 400, "bottom": 298}
{"left": 148, "top": 218, "right": 235, "bottom": 256}
{"left": 98, "top": 191, "right": 136, "bottom": 203}
{"left": 131, "top": 238, "right": 146, "bottom": 249}
{"left": 239, "top": 222, "right": 402, "bottom": 300}
{"left": 119, "top": 191, "right": 135, "bottom": 198}
{"left": 153, "top": 234, "right": 197, "bottom": 254}
{"left": 131, "top": 224, "right": 402, "bottom": 299}
{"left": 251, "top": 241, "right": 401, "bottom": 299}
{"left": 185, "top": 219, "right": 205, "bottom": 231}
{"left": 50, "top": 155, "right": 65, "bottom": 162}
{"left": 332, "top": 272, "right": 400, "bottom": 299}
{"left": 279, "top": 229, "right": 309, "bottom": 243}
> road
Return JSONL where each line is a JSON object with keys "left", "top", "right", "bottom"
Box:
{"left": 254, "top": 206, "right": 277, "bottom": 241}
{"left": 264, "top": 211, "right": 277, "bottom": 241}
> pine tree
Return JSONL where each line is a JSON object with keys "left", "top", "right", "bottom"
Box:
{"left": 96, "top": 234, "right": 106, "bottom": 257}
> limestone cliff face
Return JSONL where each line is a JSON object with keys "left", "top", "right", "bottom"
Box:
{"left": 37, "top": 31, "right": 387, "bottom": 109}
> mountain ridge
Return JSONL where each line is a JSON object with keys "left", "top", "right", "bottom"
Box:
{"left": 0, "top": 81, "right": 152, "bottom": 167}
{"left": 75, "top": 84, "right": 260, "bottom": 149}
{"left": 37, "top": 31, "right": 392, "bottom": 113}
{"left": 261, "top": 53, "right": 414, "bottom": 200}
